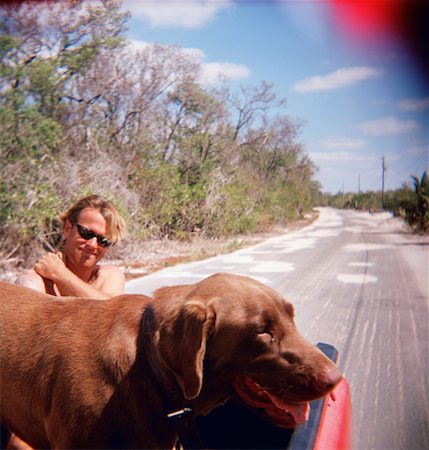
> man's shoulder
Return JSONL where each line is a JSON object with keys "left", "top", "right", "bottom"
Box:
{"left": 93, "top": 264, "right": 125, "bottom": 296}
{"left": 15, "top": 270, "right": 45, "bottom": 291}
{"left": 96, "top": 264, "right": 125, "bottom": 281}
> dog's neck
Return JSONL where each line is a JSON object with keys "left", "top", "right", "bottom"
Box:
{"left": 141, "top": 305, "right": 187, "bottom": 415}
{"left": 141, "top": 305, "right": 204, "bottom": 449}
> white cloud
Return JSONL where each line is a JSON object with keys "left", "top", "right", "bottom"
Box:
{"left": 127, "top": 39, "right": 249, "bottom": 85}
{"left": 357, "top": 116, "right": 420, "bottom": 136}
{"left": 320, "top": 136, "right": 366, "bottom": 149}
{"left": 201, "top": 61, "right": 250, "bottom": 84}
{"left": 128, "top": 39, "right": 152, "bottom": 52}
{"left": 181, "top": 47, "right": 206, "bottom": 60}
{"left": 123, "top": 0, "right": 233, "bottom": 28}
{"left": 397, "top": 96, "right": 429, "bottom": 111}
{"left": 182, "top": 47, "right": 250, "bottom": 84}
{"left": 292, "top": 66, "right": 383, "bottom": 93}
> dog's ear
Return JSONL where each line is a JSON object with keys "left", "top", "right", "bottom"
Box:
{"left": 157, "top": 300, "right": 216, "bottom": 400}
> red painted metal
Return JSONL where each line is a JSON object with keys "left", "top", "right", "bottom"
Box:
{"left": 313, "top": 378, "right": 353, "bottom": 450}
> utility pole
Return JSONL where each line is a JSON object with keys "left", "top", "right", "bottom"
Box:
{"left": 381, "top": 156, "right": 386, "bottom": 209}
{"left": 358, "top": 174, "right": 361, "bottom": 194}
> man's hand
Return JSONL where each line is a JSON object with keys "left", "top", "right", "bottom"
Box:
{"left": 34, "top": 252, "right": 67, "bottom": 282}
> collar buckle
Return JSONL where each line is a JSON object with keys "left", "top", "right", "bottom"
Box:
{"left": 167, "top": 407, "right": 193, "bottom": 419}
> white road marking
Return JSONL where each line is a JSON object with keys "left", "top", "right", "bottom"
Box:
{"left": 349, "top": 262, "right": 375, "bottom": 267}
{"left": 250, "top": 262, "right": 295, "bottom": 273}
{"left": 307, "top": 229, "right": 340, "bottom": 238}
{"left": 343, "top": 226, "right": 364, "bottom": 234}
{"left": 343, "top": 243, "right": 394, "bottom": 252}
{"left": 221, "top": 254, "right": 254, "bottom": 263}
{"left": 155, "top": 271, "right": 207, "bottom": 278}
{"left": 279, "top": 238, "right": 317, "bottom": 253}
{"left": 316, "top": 220, "right": 344, "bottom": 228}
{"left": 337, "top": 273, "right": 378, "bottom": 284}
{"left": 151, "top": 269, "right": 271, "bottom": 285}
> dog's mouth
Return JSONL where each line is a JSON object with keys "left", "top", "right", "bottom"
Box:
{"left": 232, "top": 375, "right": 310, "bottom": 428}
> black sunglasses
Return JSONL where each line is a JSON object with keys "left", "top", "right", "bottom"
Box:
{"left": 72, "top": 222, "right": 112, "bottom": 248}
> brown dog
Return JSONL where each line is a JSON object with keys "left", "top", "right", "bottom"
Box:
{"left": 0, "top": 273, "right": 342, "bottom": 449}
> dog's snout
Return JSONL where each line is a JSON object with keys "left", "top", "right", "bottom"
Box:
{"left": 314, "top": 367, "right": 343, "bottom": 392}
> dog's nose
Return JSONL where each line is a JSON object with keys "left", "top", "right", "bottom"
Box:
{"left": 314, "top": 367, "right": 343, "bottom": 392}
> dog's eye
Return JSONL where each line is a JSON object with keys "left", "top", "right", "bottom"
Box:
{"left": 256, "top": 330, "right": 276, "bottom": 345}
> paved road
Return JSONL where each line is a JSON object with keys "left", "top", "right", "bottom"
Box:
{"left": 126, "top": 208, "right": 429, "bottom": 450}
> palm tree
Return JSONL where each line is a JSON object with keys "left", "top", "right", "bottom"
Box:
{"left": 411, "top": 171, "right": 429, "bottom": 232}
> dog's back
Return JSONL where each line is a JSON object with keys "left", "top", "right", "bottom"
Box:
{"left": 0, "top": 281, "right": 150, "bottom": 449}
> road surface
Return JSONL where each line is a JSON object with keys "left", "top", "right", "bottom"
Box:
{"left": 126, "top": 207, "right": 429, "bottom": 450}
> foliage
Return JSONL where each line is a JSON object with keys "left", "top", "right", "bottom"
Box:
{"left": 203, "top": 170, "right": 260, "bottom": 237}
{"left": 1, "top": 1, "right": 321, "bottom": 267}
{"left": 321, "top": 171, "right": 429, "bottom": 233}
{"left": 408, "top": 171, "right": 429, "bottom": 232}
{"left": 323, "top": 191, "right": 381, "bottom": 211}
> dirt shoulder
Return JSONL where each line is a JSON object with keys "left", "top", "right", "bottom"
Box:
{"left": 111, "top": 214, "right": 318, "bottom": 281}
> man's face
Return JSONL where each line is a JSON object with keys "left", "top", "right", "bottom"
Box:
{"left": 63, "top": 208, "right": 109, "bottom": 270}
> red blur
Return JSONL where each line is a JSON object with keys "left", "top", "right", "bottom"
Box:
{"left": 314, "top": 378, "right": 353, "bottom": 450}
{"left": 330, "top": 0, "right": 429, "bottom": 80}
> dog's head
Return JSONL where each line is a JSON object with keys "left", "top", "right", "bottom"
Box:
{"left": 153, "top": 273, "right": 343, "bottom": 428}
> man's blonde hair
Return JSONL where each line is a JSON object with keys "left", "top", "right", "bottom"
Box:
{"left": 59, "top": 195, "right": 126, "bottom": 245}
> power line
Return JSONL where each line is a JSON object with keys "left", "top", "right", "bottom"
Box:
{"left": 396, "top": 152, "right": 428, "bottom": 176}
{"left": 381, "top": 156, "right": 386, "bottom": 209}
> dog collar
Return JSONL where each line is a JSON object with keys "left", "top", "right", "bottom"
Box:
{"left": 141, "top": 305, "right": 204, "bottom": 449}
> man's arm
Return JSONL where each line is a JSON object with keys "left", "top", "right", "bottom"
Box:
{"left": 29, "top": 252, "right": 125, "bottom": 299}
{"left": 51, "top": 265, "right": 125, "bottom": 299}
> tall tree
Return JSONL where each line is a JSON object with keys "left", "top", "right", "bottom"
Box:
{"left": 0, "top": 0, "right": 129, "bottom": 259}
{"left": 411, "top": 171, "right": 429, "bottom": 232}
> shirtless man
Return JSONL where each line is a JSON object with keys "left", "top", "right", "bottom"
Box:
{"left": 8, "top": 195, "right": 127, "bottom": 449}
{"left": 16, "top": 194, "right": 126, "bottom": 298}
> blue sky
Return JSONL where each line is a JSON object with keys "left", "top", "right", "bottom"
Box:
{"left": 123, "top": 0, "right": 428, "bottom": 194}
